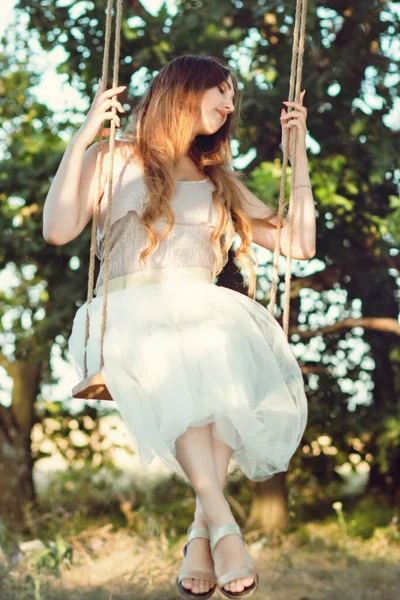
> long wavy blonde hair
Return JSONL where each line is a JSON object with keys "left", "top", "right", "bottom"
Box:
{"left": 120, "top": 55, "right": 277, "bottom": 299}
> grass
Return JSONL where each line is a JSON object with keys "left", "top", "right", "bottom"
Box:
{"left": 1, "top": 467, "right": 399, "bottom": 600}
{"left": 1, "top": 520, "right": 399, "bottom": 599}
{"left": 1, "top": 490, "right": 399, "bottom": 600}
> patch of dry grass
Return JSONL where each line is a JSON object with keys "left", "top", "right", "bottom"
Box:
{"left": 1, "top": 519, "right": 399, "bottom": 600}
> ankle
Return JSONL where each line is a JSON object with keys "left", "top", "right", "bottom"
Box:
{"left": 193, "top": 511, "right": 208, "bottom": 529}
{"left": 198, "top": 495, "right": 235, "bottom": 530}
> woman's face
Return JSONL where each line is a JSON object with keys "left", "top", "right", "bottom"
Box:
{"left": 194, "top": 75, "right": 235, "bottom": 136}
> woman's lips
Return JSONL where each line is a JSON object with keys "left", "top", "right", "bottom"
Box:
{"left": 216, "top": 109, "right": 226, "bottom": 122}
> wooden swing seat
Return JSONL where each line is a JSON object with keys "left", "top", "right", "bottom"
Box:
{"left": 72, "top": 373, "right": 113, "bottom": 401}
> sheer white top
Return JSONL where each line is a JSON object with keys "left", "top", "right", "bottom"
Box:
{"left": 95, "top": 158, "right": 229, "bottom": 294}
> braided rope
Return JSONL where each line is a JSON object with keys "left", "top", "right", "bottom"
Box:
{"left": 99, "top": 0, "right": 124, "bottom": 370}
{"left": 268, "top": 0, "right": 308, "bottom": 339}
{"left": 83, "top": 0, "right": 123, "bottom": 377}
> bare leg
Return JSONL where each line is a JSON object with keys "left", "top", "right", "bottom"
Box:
{"left": 178, "top": 424, "right": 228, "bottom": 595}
{"left": 193, "top": 429, "right": 233, "bottom": 527}
{"left": 175, "top": 424, "right": 255, "bottom": 595}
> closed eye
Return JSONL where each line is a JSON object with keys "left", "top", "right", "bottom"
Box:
{"left": 218, "top": 85, "right": 235, "bottom": 108}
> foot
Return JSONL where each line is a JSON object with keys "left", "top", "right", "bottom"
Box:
{"left": 212, "top": 532, "right": 255, "bottom": 594}
{"left": 181, "top": 518, "right": 216, "bottom": 596}
{"left": 208, "top": 503, "right": 255, "bottom": 595}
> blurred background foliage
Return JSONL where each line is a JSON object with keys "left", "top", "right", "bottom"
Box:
{"left": 0, "top": 1, "right": 399, "bottom": 584}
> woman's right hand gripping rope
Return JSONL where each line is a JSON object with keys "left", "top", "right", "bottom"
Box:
{"left": 75, "top": 79, "right": 127, "bottom": 148}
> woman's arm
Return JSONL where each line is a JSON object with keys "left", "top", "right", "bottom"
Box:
{"left": 236, "top": 89, "right": 316, "bottom": 260}
{"left": 235, "top": 172, "right": 316, "bottom": 260}
{"left": 42, "top": 137, "right": 102, "bottom": 245}
{"left": 42, "top": 82, "right": 126, "bottom": 245}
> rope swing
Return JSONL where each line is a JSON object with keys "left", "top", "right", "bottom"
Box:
{"left": 72, "top": 0, "right": 124, "bottom": 401}
{"left": 268, "top": 0, "right": 308, "bottom": 336}
{"left": 72, "top": 0, "right": 308, "bottom": 401}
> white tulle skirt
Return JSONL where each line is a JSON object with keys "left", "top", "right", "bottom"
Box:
{"left": 68, "top": 267, "right": 308, "bottom": 482}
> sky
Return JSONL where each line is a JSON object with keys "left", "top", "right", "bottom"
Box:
{"left": 0, "top": 0, "right": 399, "bottom": 411}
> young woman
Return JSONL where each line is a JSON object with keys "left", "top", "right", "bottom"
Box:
{"left": 43, "top": 55, "right": 315, "bottom": 599}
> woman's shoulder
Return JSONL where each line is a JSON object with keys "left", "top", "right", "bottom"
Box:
{"left": 90, "top": 140, "right": 143, "bottom": 189}
{"left": 96, "top": 139, "right": 139, "bottom": 165}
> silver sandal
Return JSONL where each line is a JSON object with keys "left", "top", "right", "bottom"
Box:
{"left": 176, "top": 522, "right": 217, "bottom": 599}
{"left": 209, "top": 522, "right": 259, "bottom": 598}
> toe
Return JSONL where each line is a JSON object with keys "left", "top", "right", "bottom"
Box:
{"left": 194, "top": 578, "right": 212, "bottom": 594}
{"left": 236, "top": 579, "right": 245, "bottom": 592}
{"left": 182, "top": 575, "right": 217, "bottom": 595}
{"left": 225, "top": 577, "right": 254, "bottom": 593}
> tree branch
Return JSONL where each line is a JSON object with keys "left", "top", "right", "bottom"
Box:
{"left": 291, "top": 317, "right": 400, "bottom": 339}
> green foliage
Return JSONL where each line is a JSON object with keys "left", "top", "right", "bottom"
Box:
{"left": 0, "top": 527, "right": 73, "bottom": 600}
{"left": 345, "top": 495, "right": 396, "bottom": 539}
{"left": 375, "top": 410, "right": 400, "bottom": 473}
{"left": 245, "top": 159, "right": 292, "bottom": 213}
{"left": 24, "top": 537, "right": 73, "bottom": 600}
{"left": 290, "top": 494, "right": 399, "bottom": 557}
{"left": 387, "top": 195, "right": 400, "bottom": 243}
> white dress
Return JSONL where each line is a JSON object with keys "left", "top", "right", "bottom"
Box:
{"left": 68, "top": 158, "right": 308, "bottom": 482}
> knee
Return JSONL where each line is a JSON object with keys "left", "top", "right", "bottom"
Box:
{"left": 191, "top": 476, "right": 221, "bottom": 496}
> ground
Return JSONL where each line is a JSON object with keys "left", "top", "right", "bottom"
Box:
{"left": 1, "top": 520, "right": 399, "bottom": 599}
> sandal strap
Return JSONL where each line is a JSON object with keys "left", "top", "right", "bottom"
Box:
{"left": 179, "top": 523, "right": 216, "bottom": 586}
{"left": 187, "top": 523, "right": 210, "bottom": 543}
{"left": 178, "top": 566, "right": 217, "bottom": 584}
{"left": 209, "top": 522, "right": 242, "bottom": 561}
{"left": 217, "top": 566, "right": 256, "bottom": 589}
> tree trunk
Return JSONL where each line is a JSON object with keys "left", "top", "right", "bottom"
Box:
{"left": 248, "top": 472, "right": 288, "bottom": 534}
{"left": 0, "top": 359, "right": 40, "bottom": 526}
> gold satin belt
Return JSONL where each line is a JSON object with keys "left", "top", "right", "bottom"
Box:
{"left": 96, "top": 267, "right": 215, "bottom": 296}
